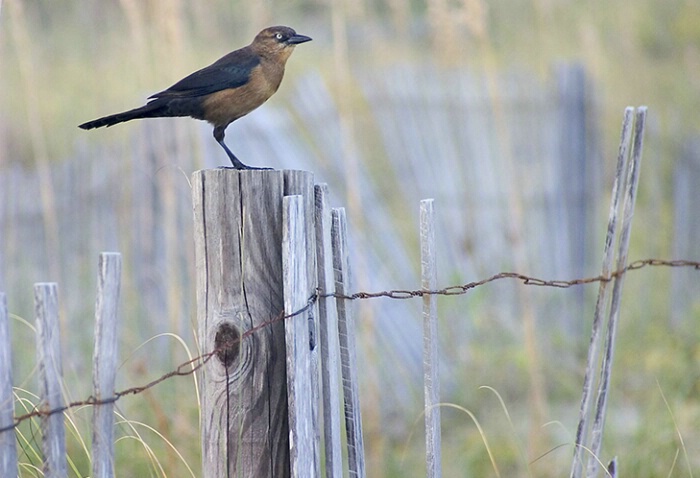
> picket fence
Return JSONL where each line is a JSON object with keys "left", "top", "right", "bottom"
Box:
{"left": 0, "top": 106, "right": 649, "bottom": 477}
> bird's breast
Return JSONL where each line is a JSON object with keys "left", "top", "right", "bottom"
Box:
{"left": 201, "top": 62, "right": 285, "bottom": 127}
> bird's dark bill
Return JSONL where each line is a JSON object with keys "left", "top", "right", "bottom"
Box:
{"left": 288, "top": 34, "right": 312, "bottom": 45}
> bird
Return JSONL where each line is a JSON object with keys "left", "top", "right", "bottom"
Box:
{"left": 79, "top": 26, "right": 312, "bottom": 169}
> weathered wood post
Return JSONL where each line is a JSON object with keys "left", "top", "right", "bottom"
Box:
{"left": 35, "top": 283, "right": 66, "bottom": 478}
{"left": 192, "top": 169, "right": 317, "bottom": 477}
{"left": 91, "top": 253, "right": 122, "bottom": 478}
{"left": 0, "top": 293, "right": 18, "bottom": 478}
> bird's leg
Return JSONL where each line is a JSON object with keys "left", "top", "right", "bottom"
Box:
{"left": 213, "top": 126, "right": 271, "bottom": 170}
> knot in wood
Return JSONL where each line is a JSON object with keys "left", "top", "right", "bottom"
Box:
{"left": 214, "top": 322, "right": 240, "bottom": 369}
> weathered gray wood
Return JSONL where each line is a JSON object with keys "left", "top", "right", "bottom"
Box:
{"left": 193, "top": 169, "right": 315, "bottom": 477}
{"left": 570, "top": 107, "right": 635, "bottom": 478}
{"left": 35, "top": 282, "right": 67, "bottom": 478}
{"left": 671, "top": 137, "right": 700, "bottom": 327}
{"left": 0, "top": 292, "right": 18, "bottom": 478}
{"left": 91, "top": 253, "right": 122, "bottom": 478}
{"left": 420, "top": 199, "right": 442, "bottom": 478}
{"left": 193, "top": 169, "right": 290, "bottom": 478}
{"left": 587, "top": 107, "right": 647, "bottom": 477}
{"left": 332, "top": 208, "right": 366, "bottom": 478}
{"left": 554, "top": 63, "right": 600, "bottom": 339}
{"left": 314, "top": 184, "right": 343, "bottom": 478}
{"left": 283, "top": 171, "right": 321, "bottom": 478}
{"left": 283, "top": 195, "right": 317, "bottom": 477}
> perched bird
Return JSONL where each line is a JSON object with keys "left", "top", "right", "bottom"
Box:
{"left": 79, "top": 26, "right": 312, "bottom": 169}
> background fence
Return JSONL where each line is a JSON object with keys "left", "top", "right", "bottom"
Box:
{"left": 2, "top": 167, "right": 699, "bottom": 478}
{"left": 1, "top": 65, "right": 699, "bottom": 476}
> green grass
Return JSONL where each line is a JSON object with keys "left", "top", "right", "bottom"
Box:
{"left": 2, "top": 0, "right": 699, "bottom": 476}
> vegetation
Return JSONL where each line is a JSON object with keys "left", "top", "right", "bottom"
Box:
{"left": 1, "top": 0, "right": 698, "bottom": 476}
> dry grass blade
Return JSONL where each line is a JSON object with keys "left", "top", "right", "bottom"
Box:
{"left": 656, "top": 379, "right": 693, "bottom": 477}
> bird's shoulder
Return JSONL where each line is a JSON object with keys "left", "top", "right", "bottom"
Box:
{"left": 149, "top": 47, "right": 261, "bottom": 99}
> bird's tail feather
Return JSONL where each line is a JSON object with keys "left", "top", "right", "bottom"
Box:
{"left": 78, "top": 100, "right": 166, "bottom": 130}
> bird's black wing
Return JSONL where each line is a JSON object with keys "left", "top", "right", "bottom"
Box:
{"left": 149, "top": 51, "right": 260, "bottom": 99}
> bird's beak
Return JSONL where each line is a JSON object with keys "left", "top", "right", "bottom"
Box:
{"left": 287, "top": 34, "right": 312, "bottom": 45}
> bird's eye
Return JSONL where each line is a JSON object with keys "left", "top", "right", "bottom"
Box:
{"left": 275, "top": 33, "right": 284, "bottom": 40}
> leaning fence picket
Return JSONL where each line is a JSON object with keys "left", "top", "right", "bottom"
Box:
{"left": 332, "top": 207, "right": 366, "bottom": 478}
{"left": 587, "top": 107, "right": 647, "bottom": 476}
{"left": 570, "top": 107, "right": 635, "bottom": 478}
{"left": 91, "top": 253, "right": 122, "bottom": 478}
{"left": 0, "top": 292, "right": 18, "bottom": 478}
{"left": 35, "top": 282, "right": 67, "bottom": 478}
{"left": 420, "top": 199, "right": 442, "bottom": 478}
{"left": 314, "top": 184, "right": 344, "bottom": 478}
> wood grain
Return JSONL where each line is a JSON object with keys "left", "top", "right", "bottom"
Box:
{"left": 92, "top": 253, "right": 122, "bottom": 478}
{"left": 193, "top": 169, "right": 315, "bottom": 477}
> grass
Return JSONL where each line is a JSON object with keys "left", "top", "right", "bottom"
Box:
{"left": 2, "top": 0, "right": 699, "bottom": 476}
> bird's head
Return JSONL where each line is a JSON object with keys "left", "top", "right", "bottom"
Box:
{"left": 252, "top": 26, "right": 312, "bottom": 61}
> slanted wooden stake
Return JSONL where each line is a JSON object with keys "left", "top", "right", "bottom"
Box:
{"left": 192, "top": 169, "right": 315, "bottom": 478}
{"left": 570, "top": 108, "right": 635, "bottom": 478}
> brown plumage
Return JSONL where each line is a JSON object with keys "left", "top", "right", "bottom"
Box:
{"left": 79, "top": 26, "right": 312, "bottom": 169}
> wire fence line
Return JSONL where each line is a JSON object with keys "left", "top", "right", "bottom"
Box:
{"left": 1, "top": 257, "right": 698, "bottom": 434}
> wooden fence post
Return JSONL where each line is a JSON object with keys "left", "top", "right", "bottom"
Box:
{"left": 420, "top": 199, "right": 442, "bottom": 478}
{"left": 35, "top": 283, "right": 67, "bottom": 478}
{"left": 92, "top": 253, "right": 122, "bottom": 478}
{"left": 192, "top": 169, "right": 315, "bottom": 478}
{"left": 570, "top": 107, "right": 634, "bottom": 478}
{"left": 0, "top": 292, "right": 18, "bottom": 478}
{"left": 283, "top": 195, "right": 316, "bottom": 477}
{"left": 332, "top": 208, "right": 366, "bottom": 477}
{"left": 314, "top": 185, "right": 344, "bottom": 478}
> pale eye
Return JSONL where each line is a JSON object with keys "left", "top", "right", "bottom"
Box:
{"left": 275, "top": 33, "right": 283, "bottom": 40}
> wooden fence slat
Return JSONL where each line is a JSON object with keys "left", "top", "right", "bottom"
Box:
{"left": 0, "top": 292, "right": 18, "bottom": 478}
{"left": 420, "top": 199, "right": 442, "bottom": 477}
{"left": 35, "top": 282, "right": 67, "bottom": 478}
{"left": 283, "top": 195, "right": 317, "bottom": 477}
{"left": 332, "top": 207, "right": 366, "bottom": 478}
{"left": 91, "top": 253, "right": 122, "bottom": 478}
{"left": 192, "top": 169, "right": 290, "bottom": 478}
{"left": 314, "top": 184, "right": 344, "bottom": 478}
{"left": 587, "top": 107, "right": 647, "bottom": 476}
{"left": 570, "top": 107, "right": 635, "bottom": 478}
{"left": 283, "top": 171, "right": 321, "bottom": 478}
{"left": 671, "top": 138, "right": 700, "bottom": 327}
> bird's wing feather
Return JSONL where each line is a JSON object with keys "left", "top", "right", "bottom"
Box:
{"left": 149, "top": 52, "right": 260, "bottom": 99}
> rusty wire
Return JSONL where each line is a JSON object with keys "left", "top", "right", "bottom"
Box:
{"left": 1, "top": 258, "right": 698, "bottom": 433}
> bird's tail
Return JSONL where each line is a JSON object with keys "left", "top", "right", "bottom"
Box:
{"left": 78, "top": 100, "right": 167, "bottom": 130}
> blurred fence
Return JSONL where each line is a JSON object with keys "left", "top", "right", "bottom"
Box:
{"left": 0, "top": 63, "right": 698, "bottom": 420}
{"left": 2, "top": 104, "right": 700, "bottom": 474}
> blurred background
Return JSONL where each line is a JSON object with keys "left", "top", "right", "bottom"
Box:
{"left": 1, "top": 0, "right": 699, "bottom": 476}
